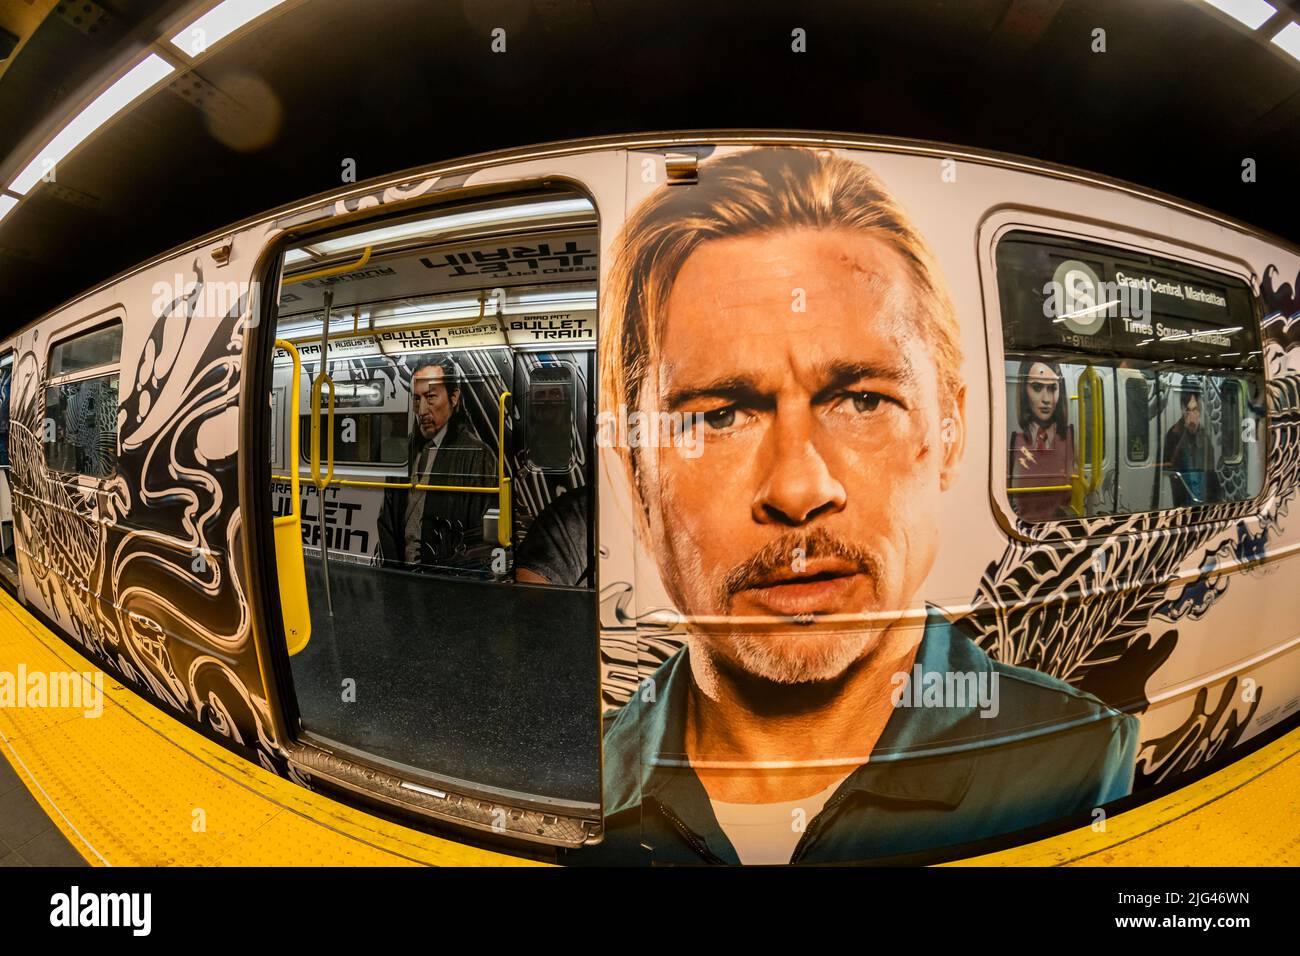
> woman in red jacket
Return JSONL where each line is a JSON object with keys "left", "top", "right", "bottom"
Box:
{"left": 1008, "top": 358, "right": 1076, "bottom": 521}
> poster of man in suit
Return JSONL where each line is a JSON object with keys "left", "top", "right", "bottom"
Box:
{"left": 377, "top": 355, "right": 498, "bottom": 570}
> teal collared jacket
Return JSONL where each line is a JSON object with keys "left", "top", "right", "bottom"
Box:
{"left": 573, "top": 610, "right": 1138, "bottom": 865}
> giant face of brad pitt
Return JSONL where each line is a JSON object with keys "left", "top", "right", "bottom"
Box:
{"left": 603, "top": 147, "right": 967, "bottom": 687}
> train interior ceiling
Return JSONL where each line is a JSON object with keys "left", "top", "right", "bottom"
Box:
{"left": 266, "top": 185, "right": 600, "bottom": 813}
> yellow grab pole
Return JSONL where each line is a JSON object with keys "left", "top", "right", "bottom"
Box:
{"left": 271, "top": 339, "right": 310, "bottom": 655}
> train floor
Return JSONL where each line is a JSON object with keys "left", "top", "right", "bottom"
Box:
{"left": 0, "top": 585, "right": 1298, "bottom": 865}
{"left": 294, "top": 557, "right": 600, "bottom": 806}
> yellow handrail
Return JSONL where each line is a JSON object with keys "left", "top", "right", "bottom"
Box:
{"left": 1071, "top": 394, "right": 1085, "bottom": 482}
{"left": 282, "top": 246, "right": 372, "bottom": 286}
{"left": 309, "top": 370, "right": 336, "bottom": 490}
{"left": 1065, "top": 365, "right": 1106, "bottom": 513}
{"left": 496, "top": 389, "right": 512, "bottom": 548}
{"left": 1007, "top": 484, "right": 1073, "bottom": 494}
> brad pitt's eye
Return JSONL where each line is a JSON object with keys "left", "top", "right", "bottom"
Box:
{"left": 703, "top": 407, "right": 737, "bottom": 430}
{"left": 850, "top": 392, "right": 885, "bottom": 413}
{"left": 827, "top": 390, "right": 900, "bottom": 421}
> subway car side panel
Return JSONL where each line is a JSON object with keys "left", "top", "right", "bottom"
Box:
{"left": 3, "top": 222, "right": 289, "bottom": 772}
{"left": 1, "top": 134, "right": 1296, "bottom": 865}
{"left": 590, "top": 142, "right": 1300, "bottom": 864}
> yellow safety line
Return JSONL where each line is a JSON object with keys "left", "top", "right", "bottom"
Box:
{"left": 0, "top": 588, "right": 544, "bottom": 867}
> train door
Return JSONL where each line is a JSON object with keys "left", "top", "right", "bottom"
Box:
{"left": 0, "top": 350, "right": 15, "bottom": 590}
{"left": 261, "top": 182, "right": 602, "bottom": 843}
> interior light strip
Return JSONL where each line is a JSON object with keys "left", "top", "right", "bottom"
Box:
{"left": 170, "top": 0, "right": 291, "bottom": 57}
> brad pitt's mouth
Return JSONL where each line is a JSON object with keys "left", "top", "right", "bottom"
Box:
{"left": 736, "top": 560, "right": 866, "bottom": 617}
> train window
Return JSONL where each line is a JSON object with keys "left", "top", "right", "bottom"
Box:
{"left": 331, "top": 379, "right": 385, "bottom": 408}
{"left": 1005, "top": 357, "right": 1080, "bottom": 521}
{"left": 526, "top": 366, "right": 576, "bottom": 472}
{"left": 298, "top": 411, "right": 408, "bottom": 466}
{"left": 44, "top": 321, "right": 123, "bottom": 478}
{"left": 996, "top": 232, "right": 1265, "bottom": 523}
{"left": 50, "top": 323, "right": 122, "bottom": 376}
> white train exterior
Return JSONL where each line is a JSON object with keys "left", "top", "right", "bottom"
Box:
{"left": 0, "top": 132, "right": 1296, "bottom": 864}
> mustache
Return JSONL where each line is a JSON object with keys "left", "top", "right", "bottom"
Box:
{"left": 719, "top": 528, "right": 881, "bottom": 603}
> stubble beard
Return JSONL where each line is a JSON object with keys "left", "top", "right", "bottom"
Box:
{"left": 673, "top": 527, "right": 894, "bottom": 687}
{"left": 700, "top": 624, "right": 885, "bottom": 686}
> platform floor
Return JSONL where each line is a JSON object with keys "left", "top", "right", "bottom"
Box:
{"left": 0, "top": 585, "right": 1297, "bottom": 866}
{"left": 0, "top": 743, "right": 86, "bottom": 866}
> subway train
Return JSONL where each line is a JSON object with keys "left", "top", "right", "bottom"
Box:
{"left": 0, "top": 131, "right": 1297, "bottom": 865}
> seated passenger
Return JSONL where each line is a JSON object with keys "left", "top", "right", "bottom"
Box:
{"left": 1008, "top": 359, "right": 1075, "bottom": 521}
{"left": 1162, "top": 386, "right": 1220, "bottom": 507}
{"left": 514, "top": 488, "right": 591, "bottom": 586}
{"left": 376, "top": 356, "right": 498, "bottom": 570}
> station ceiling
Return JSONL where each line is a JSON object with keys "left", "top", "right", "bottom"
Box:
{"left": 0, "top": 0, "right": 1298, "bottom": 325}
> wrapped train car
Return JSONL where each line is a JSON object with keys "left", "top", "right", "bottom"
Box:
{"left": 0, "top": 132, "right": 1297, "bottom": 865}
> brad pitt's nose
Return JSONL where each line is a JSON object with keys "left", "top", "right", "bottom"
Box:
{"left": 752, "top": 434, "right": 847, "bottom": 526}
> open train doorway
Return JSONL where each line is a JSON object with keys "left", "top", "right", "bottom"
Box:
{"left": 261, "top": 185, "right": 601, "bottom": 833}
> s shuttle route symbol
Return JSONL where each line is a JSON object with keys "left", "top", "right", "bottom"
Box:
{"left": 1053, "top": 259, "right": 1107, "bottom": 336}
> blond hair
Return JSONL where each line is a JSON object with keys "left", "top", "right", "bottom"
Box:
{"left": 600, "top": 146, "right": 963, "bottom": 491}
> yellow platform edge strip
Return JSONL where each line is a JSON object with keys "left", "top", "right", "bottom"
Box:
{"left": 1, "top": 586, "right": 1297, "bottom": 865}
{"left": 0, "top": 588, "right": 542, "bottom": 867}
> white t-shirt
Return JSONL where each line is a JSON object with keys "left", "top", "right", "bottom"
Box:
{"left": 710, "top": 774, "right": 850, "bottom": 865}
